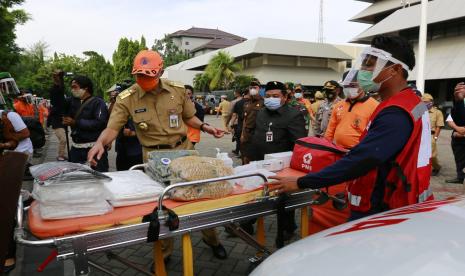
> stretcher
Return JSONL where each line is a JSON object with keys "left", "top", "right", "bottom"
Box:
{"left": 15, "top": 168, "right": 347, "bottom": 276}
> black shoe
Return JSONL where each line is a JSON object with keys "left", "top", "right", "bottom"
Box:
{"left": 446, "top": 178, "right": 463, "bottom": 184}
{"left": 203, "top": 239, "right": 227, "bottom": 260}
{"left": 149, "top": 256, "right": 171, "bottom": 273}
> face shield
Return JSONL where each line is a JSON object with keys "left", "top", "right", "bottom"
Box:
{"left": 342, "top": 47, "right": 410, "bottom": 93}
{"left": 340, "top": 70, "right": 362, "bottom": 99}
{"left": 23, "top": 94, "right": 33, "bottom": 104}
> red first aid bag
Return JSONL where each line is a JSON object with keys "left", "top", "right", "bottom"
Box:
{"left": 290, "top": 137, "right": 347, "bottom": 173}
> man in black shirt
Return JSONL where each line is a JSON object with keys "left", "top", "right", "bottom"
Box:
{"left": 63, "top": 75, "right": 109, "bottom": 172}
{"left": 450, "top": 82, "right": 465, "bottom": 183}
{"left": 48, "top": 70, "right": 67, "bottom": 160}
{"left": 229, "top": 90, "right": 247, "bottom": 155}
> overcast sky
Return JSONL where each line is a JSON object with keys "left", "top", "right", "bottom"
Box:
{"left": 14, "top": 0, "right": 370, "bottom": 61}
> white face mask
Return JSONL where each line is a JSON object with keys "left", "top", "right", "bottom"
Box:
{"left": 249, "top": 88, "right": 258, "bottom": 96}
{"left": 343, "top": 87, "right": 361, "bottom": 99}
{"left": 294, "top": 92, "right": 303, "bottom": 99}
{"left": 72, "top": 88, "right": 86, "bottom": 98}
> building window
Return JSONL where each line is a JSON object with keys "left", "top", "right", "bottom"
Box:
{"left": 185, "top": 41, "right": 190, "bottom": 46}
{"left": 346, "top": 60, "right": 352, "bottom": 68}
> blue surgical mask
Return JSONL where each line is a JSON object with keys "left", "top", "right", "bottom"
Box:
{"left": 264, "top": 97, "right": 282, "bottom": 110}
{"left": 357, "top": 70, "right": 380, "bottom": 93}
{"left": 294, "top": 92, "right": 303, "bottom": 99}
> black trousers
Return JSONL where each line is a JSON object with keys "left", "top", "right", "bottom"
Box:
{"left": 69, "top": 146, "right": 109, "bottom": 172}
{"left": 116, "top": 152, "right": 143, "bottom": 171}
{"left": 451, "top": 138, "right": 465, "bottom": 180}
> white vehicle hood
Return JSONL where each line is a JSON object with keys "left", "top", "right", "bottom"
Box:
{"left": 252, "top": 197, "right": 465, "bottom": 276}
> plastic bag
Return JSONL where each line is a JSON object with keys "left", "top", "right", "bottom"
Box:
{"left": 39, "top": 200, "right": 113, "bottom": 220}
{"left": 32, "top": 181, "right": 107, "bottom": 204}
{"left": 146, "top": 150, "right": 199, "bottom": 184}
{"left": 103, "top": 170, "right": 165, "bottom": 207}
{"left": 29, "top": 161, "right": 111, "bottom": 185}
{"left": 168, "top": 156, "right": 234, "bottom": 201}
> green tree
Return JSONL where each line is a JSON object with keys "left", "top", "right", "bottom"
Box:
{"left": 193, "top": 73, "right": 212, "bottom": 92}
{"left": 82, "top": 51, "right": 114, "bottom": 100}
{"left": 112, "top": 37, "right": 146, "bottom": 83}
{"left": 231, "top": 74, "right": 255, "bottom": 91}
{"left": 0, "top": 0, "right": 30, "bottom": 71}
{"left": 12, "top": 43, "right": 86, "bottom": 97}
{"left": 205, "top": 51, "right": 241, "bottom": 91}
{"left": 152, "top": 34, "right": 190, "bottom": 67}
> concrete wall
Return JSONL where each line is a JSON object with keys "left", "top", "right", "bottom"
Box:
{"left": 180, "top": 37, "right": 213, "bottom": 52}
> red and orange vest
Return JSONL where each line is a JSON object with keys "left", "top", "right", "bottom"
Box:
{"left": 348, "top": 88, "right": 433, "bottom": 212}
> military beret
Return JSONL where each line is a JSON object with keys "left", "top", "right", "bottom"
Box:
{"left": 265, "top": 81, "right": 286, "bottom": 92}
{"left": 250, "top": 78, "right": 261, "bottom": 87}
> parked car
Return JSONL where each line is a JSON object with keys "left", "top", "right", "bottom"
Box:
{"left": 251, "top": 196, "right": 465, "bottom": 276}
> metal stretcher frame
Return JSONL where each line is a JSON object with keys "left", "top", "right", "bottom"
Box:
{"left": 15, "top": 172, "right": 319, "bottom": 276}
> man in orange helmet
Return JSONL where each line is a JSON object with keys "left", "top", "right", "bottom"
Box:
{"left": 87, "top": 50, "right": 227, "bottom": 269}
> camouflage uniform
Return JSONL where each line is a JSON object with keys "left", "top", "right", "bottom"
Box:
{"left": 314, "top": 97, "right": 342, "bottom": 136}
{"left": 288, "top": 98, "right": 310, "bottom": 130}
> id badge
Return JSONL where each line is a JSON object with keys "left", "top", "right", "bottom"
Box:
{"left": 169, "top": 114, "right": 179, "bottom": 128}
{"left": 266, "top": 131, "right": 273, "bottom": 142}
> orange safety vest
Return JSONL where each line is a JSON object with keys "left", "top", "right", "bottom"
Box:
{"left": 324, "top": 97, "right": 379, "bottom": 149}
{"left": 13, "top": 101, "right": 35, "bottom": 117}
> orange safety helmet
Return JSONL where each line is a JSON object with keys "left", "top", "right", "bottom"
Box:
{"left": 131, "top": 50, "right": 164, "bottom": 77}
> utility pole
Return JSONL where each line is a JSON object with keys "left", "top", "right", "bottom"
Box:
{"left": 318, "top": 0, "right": 324, "bottom": 43}
{"left": 416, "top": 0, "right": 428, "bottom": 93}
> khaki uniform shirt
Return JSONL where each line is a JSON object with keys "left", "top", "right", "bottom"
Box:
{"left": 241, "top": 97, "right": 264, "bottom": 143}
{"left": 429, "top": 107, "right": 444, "bottom": 130}
{"left": 107, "top": 79, "right": 196, "bottom": 148}
{"left": 218, "top": 100, "right": 231, "bottom": 117}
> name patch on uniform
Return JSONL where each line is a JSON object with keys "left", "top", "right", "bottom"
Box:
{"left": 135, "top": 108, "right": 147, "bottom": 113}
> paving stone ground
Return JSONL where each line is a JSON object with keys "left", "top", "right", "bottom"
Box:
{"left": 12, "top": 116, "right": 464, "bottom": 276}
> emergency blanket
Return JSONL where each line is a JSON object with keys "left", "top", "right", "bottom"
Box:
{"left": 103, "top": 170, "right": 165, "bottom": 207}
{"left": 168, "top": 156, "right": 234, "bottom": 201}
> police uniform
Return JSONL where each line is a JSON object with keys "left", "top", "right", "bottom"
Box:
{"left": 429, "top": 105, "right": 444, "bottom": 171}
{"left": 240, "top": 97, "right": 264, "bottom": 162}
{"left": 107, "top": 78, "right": 220, "bottom": 256}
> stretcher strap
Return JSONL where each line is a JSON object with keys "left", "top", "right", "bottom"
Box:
{"left": 142, "top": 205, "right": 179, "bottom": 243}
{"left": 275, "top": 193, "right": 289, "bottom": 249}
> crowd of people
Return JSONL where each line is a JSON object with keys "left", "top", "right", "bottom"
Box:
{"left": 2, "top": 33, "right": 465, "bottom": 273}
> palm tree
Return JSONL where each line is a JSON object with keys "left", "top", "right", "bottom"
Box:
{"left": 205, "top": 51, "right": 241, "bottom": 91}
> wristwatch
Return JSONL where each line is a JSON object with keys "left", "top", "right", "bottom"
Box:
{"left": 200, "top": 123, "right": 210, "bottom": 132}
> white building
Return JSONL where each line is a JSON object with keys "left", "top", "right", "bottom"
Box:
{"left": 351, "top": 0, "right": 465, "bottom": 103}
{"left": 168, "top": 27, "right": 246, "bottom": 57}
{"left": 164, "top": 37, "right": 363, "bottom": 89}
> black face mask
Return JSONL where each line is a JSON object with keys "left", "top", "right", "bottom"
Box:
{"left": 325, "top": 91, "right": 335, "bottom": 100}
